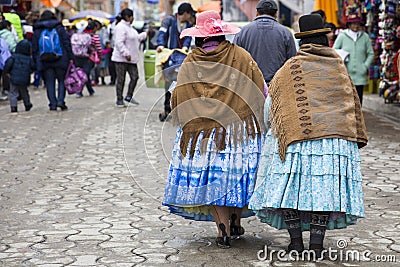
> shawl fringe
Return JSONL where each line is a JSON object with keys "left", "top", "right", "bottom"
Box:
{"left": 180, "top": 113, "right": 262, "bottom": 158}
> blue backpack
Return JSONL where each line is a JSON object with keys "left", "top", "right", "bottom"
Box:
{"left": 0, "top": 38, "right": 11, "bottom": 70}
{"left": 39, "top": 27, "right": 63, "bottom": 62}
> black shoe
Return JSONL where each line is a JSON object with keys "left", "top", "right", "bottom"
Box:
{"left": 25, "top": 104, "right": 33, "bottom": 111}
{"left": 49, "top": 106, "right": 57, "bottom": 111}
{"left": 159, "top": 112, "right": 170, "bottom": 122}
{"left": 230, "top": 225, "right": 245, "bottom": 239}
{"left": 215, "top": 236, "right": 231, "bottom": 248}
{"left": 124, "top": 95, "right": 139, "bottom": 105}
{"left": 230, "top": 213, "right": 245, "bottom": 239}
{"left": 11, "top": 106, "right": 17, "bottom": 113}
{"left": 116, "top": 100, "right": 126, "bottom": 108}
{"left": 57, "top": 103, "right": 68, "bottom": 111}
{"left": 216, "top": 223, "right": 231, "bottom": 248}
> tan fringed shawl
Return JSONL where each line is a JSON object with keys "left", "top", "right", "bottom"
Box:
{"left": 269, "top": 44, "right": 368, "bottom": 162}
{"left": 171, "top": 41, "right": 265, "bottom": 157}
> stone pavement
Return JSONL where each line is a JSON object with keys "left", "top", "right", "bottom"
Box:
{"left": 0, "top": 73, "right": 399, "bottom": 266}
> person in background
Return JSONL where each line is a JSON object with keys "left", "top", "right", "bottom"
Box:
{"left": 249, "top": 14, "right": 368, "bottom": 258}
{"left": 324, "top": 22, "right": 337, "bottom": 47}
{"left": 3, "top": 11, "right": 23, "bottom": 42}
{"left": 0, "top": 20, "right": 18, "bottom": 101}
{"left": 0, "top": 36, "right": 11, "bottom": 100}
{"left": 91, "top": 20, "right": 106, "bottom": 86}
{"left": 0, "top": 20, "right": 18, "bottom": 53}
{"left": 26, "top": 10, "right": 42, "bottom": 89}
{"left": 233, "top": 0, "right": 297, "bottom": 85}
{"left": 163, "top": 10, "right": 266, "bottom": 249}
{"left": 62, "top": 19, "right": 76, "bottom": 39}
{"left": 111, "top": 8, "right": 147, "bottom": 107}
{"left": 0, "top": 13, "right": 6, "bottom": 100}
{"left": 4, "top": 40, "right": 35, "bottom": 113}
{"left": 156, "top": 2, "right": 195, "bottom": 121}
{"left": 100, "top": 41, "right": 112, "bottom": 86}
{"left": 32, "top": 10, "right": 74, "bottom": 111}
{"left": 107, "top": 15, "right": 121, "bottom": 86}
{"left": 311, "top": 9, "right": 326, "bottom": 24}
{"left": 75, "top": 21, "right": 101, "bottom": 97}
{"left": 333, "top": 14, "right": 374, "bottom": 105}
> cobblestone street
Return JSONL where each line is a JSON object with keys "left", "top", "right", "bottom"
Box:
{"left": 0, "top": 74, "right": 399, "bottom": 266}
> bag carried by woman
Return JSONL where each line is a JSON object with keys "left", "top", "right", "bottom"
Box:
{"left": 64, "top": 62, "right": 88, "bottom": 94}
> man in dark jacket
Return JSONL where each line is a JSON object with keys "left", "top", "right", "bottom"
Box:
{"left": 156, "top": 2, "right": 195, "bottom": 121}
{"left": 32, "top": 10, "right": 74, "bottom": 111}
{"left": 233, "top": 0, "right": 297, "bottom": 84}
{"left": 4, "top": 40, "right": 35, "bottom": 112}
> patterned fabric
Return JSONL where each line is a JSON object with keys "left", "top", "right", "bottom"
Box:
{"left": 163, "top": 117, "right": 263, "bottom": 221}
{"left": 171, "top": 41, "right": 265, "bottom": 158}
{"left": 249, "top": 97, "right": 364, "bottom": 230}
{"left": 268, "top": 44, "right": 367, "bottom": 161}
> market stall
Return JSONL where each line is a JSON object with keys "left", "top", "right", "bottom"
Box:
{"left": 339, "top": 0, "right": 399, "bottom": 102}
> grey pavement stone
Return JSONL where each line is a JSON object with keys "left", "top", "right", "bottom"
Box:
{"left": 0, "top": 60, "right": 399, "bottom": 266}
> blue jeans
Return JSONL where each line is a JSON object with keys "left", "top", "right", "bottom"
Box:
{"left": 43, "top": 67, "right": 67, "bottom": 109}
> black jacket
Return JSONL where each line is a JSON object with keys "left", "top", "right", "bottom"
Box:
{"left": 4, "top": 40, "right": 36, "bottom": 86}
{"left": 32, "top": 19, "right": 74, "bottom": 71}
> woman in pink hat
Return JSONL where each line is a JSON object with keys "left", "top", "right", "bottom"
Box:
{"left": 162, "top": 10, "right": 266, "bottom": 248}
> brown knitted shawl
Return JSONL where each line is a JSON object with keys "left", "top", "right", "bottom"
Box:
{"left": 171, "top": 41, "right": 265, "bottom": 157}
{"left": 269, "top": 44, "right": 368, "bottom": 162}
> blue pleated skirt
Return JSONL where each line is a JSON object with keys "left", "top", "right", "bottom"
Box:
{"left": 249, "top": 130, "right": 365, "bottom": 230}
{"left": 163, "top": 119, "right": 263, "bottom": 221}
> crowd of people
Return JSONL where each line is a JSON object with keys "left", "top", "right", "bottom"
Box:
{"left": 0, "top": 1, "right": 377, "bottom": 113}
{"left": 0, "top": 7, "right": 153, "bottom": 112}
{"left": 0, "top": 0, "right": 380, "bottom": 257}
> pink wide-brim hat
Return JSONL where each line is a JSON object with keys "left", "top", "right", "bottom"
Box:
{"left": 180, "top": 10, "right": 240, "bottom": 38}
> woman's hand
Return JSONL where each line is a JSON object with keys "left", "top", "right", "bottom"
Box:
{"left": 126, "top": 55, "right": 131, "bottom": 61}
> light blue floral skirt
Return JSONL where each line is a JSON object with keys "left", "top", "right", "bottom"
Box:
{"left": 163, "top": 120, "right": 263, "bottom": 221}
{"left": 249, "top": 130, "right": 364, "bottom": 230}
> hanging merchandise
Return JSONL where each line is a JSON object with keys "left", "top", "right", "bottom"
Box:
{"left": 376, "top": 0, "right": 400, "bottom": 103}
{"left": 366, "top": 0, "right": 384, "bottom": 81}
{"left": 341, "top": 0, "right": 382, "bottom": 95}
